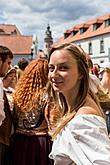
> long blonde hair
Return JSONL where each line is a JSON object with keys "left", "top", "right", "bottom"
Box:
{"left": 47, "top": 43, "right": 104, "bottom": 139}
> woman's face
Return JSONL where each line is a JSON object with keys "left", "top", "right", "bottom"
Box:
{"left": 48, "top": 49, "right": 80, "bottom": 95}
{"left": 3, "top": 72, "right": 16, "bottom": 87}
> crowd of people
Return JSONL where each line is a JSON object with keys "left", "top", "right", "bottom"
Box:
{"left": 0, "top": 43, "right": 110, "bottom": 165}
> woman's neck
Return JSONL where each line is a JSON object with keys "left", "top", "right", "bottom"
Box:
{"left": 63, "top": 86, "right": 79, "bottom": 112}
{"left": 3, "top": 82, "right": 9, "bottom": 89}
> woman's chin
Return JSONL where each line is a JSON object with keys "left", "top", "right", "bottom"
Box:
{"left": 53, "top": 86, "right": 60, "bottom": 92}
{"left": 53, "top": 88, "right": 60, "bottom": 92}
{"left": 53, "top": 86, "right": 63, "bottom": 93}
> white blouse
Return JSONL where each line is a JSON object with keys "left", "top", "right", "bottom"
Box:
{"left": 49, "top": 114, "right": 110, "bottom": 165}
{"left": 0, "top": 103, "right": 5, "bottom": 126}
{"left": 0, "top": 79, "right": 5, "bottom": 125}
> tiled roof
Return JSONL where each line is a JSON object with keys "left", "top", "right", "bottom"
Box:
{"left": 0, "top": 35, "right": 32, "bottom": 54}
{"left": 54, "top": 12, "right": 110, "bottom": 45}
{"left": 0, "top": 24, "right": 32, "bottom": 55}
{"left": 0, "top": 24, "right": 21, "bottom": 35}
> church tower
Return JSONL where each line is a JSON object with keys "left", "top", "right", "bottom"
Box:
{"left": 44, "top": 24, "right": 53, "bottom": 56}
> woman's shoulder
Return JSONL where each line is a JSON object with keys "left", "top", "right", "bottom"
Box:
{"left": 76, "top": 106, "right": 99, "bottom": 116}
{"left": 75, "top": 97, "right": 104, "bottom": 118}
{"left": 68, "top": 112, "right": 106, "bottom": 130}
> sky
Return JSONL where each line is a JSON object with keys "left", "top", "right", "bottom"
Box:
{"left": 0, "top": 0, "right": 110, "bottom": 49}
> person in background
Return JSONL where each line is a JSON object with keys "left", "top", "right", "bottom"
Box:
{"left": 0, "top": 45, "right": 13, "bottom": 165}
{"left": 87, "top": 56, "right": 110, "bottom": 133}
{"left": 100, "top": 66, "right": 110, "bottom": 134}
{"left": 0, "top": 46, "right": 13, "bottom": 77}
{"left": 12, "top": 59, "right": 53, "bottom": 165}
{"left": 87, "top": 57, "right": 106, "bottom": 96}
{"left": 0, "top": 46, "right": 13, "bottom": 126}
{"left": 101, "top": 67, "right": 110, "bottom": 94}
{"left": 3, "top": 67, "right": 17, "bottom": 112}
{"left": 3, "top": 67, "right": 17, "bottom": 151}
{"left": 47, "top": 43, "right": 110, "bottom": 164}
{"left": 92, "top": 64, "right": 100, "bottom": 78}
{"left": 17, "top": 58, "right": 29, "bottom": 79}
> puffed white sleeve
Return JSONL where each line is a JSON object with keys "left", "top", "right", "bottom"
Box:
{"left": 50, "top": 114, "right": 110, "bottom": 165}
{"left": 67, "top": 115, "right": 110, "bottom": 164}
{"left": 0, "top": 80, "right": 5, "bottom": 125}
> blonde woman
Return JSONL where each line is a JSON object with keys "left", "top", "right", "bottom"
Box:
{"left": 47, "top": 43, "right": 110, "bottom": 165}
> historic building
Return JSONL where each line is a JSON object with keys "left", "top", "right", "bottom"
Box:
{"left": 54, "top": 13, "right": 110, "bottom": 65}
{"left": 44, "top": 24, "right": 53, "bottom": 56}
{"left": 0, "top": 24, "right": 33, "bottom": 65}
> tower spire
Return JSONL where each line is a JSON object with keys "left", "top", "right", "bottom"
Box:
{"left": 44, "top": 24, "right": 53, "bottom": 56}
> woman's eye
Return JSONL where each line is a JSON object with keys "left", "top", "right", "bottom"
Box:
{"left": 59, "top": 66, "right": 68, "bottom": 71}
{"left": 48, "top": 66, "right": 54, "bottom": 72}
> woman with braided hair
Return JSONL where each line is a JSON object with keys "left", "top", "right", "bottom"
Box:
{"left": 11, "top": 59, "right": 53, "bottom": 165}
{"left": 46, "top": 43, "right": 110, "bottom": 164}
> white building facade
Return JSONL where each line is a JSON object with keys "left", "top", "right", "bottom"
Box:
{"left": 56, "top": 13, "right": 110, "bottom": 66}
{"left": 74, "top": 33, "right": 110, "bottom": 65}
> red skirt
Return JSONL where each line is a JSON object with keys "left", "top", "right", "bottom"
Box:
{"left": 11, "top": 133, "right": 54, "bottom": 165}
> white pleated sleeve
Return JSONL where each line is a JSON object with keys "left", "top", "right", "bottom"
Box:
{"left": 49, "top": 114, "right": 110, "bottom": 165}
{"left": 0, "top": 79, "right": 5, "bottom": 125}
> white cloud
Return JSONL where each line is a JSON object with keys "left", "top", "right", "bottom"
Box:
{"left": 0, "top": 0, "right": 110, "bottom": 49}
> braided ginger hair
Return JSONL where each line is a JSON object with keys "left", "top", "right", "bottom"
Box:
{"left": 14, "top": 59, "right": 48, "bottom": 112}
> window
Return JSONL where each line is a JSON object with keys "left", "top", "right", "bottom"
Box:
{"left": 93, "top": 19, "right": 103, "bottom": 31}
{"left": 0, "top": 29, "right": 4, "bottom": 33}
{"left": 80, "top": 28, "right": 87, "bottom": 34}
{"left": 0, "top": 29, "right": 5, "bottom": 35}
{"left": 105, "top": 19, "right": 110, "bottom": 27}
{"left": 11, "top": 30, "right": 17, "bottom": 35}
{"left": 78, "top": 44, "right": 81, "bottom": 48}
{"left": 100, "top": 60, "right": 104, "bottom": 63}
{"left": 64, "top": 32, "right": 70, "bottom": 39}
{"left": 71, "top": 31, "right": 78, "bottom": 36}
{"left": 93, "top": 23, "right": 100, "bottom": 31}
{"left": 100, "top": 40, "right": 104, "bottom": 53}
{"left": 88, "top": 42, "right": 92, "bottom": 55}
